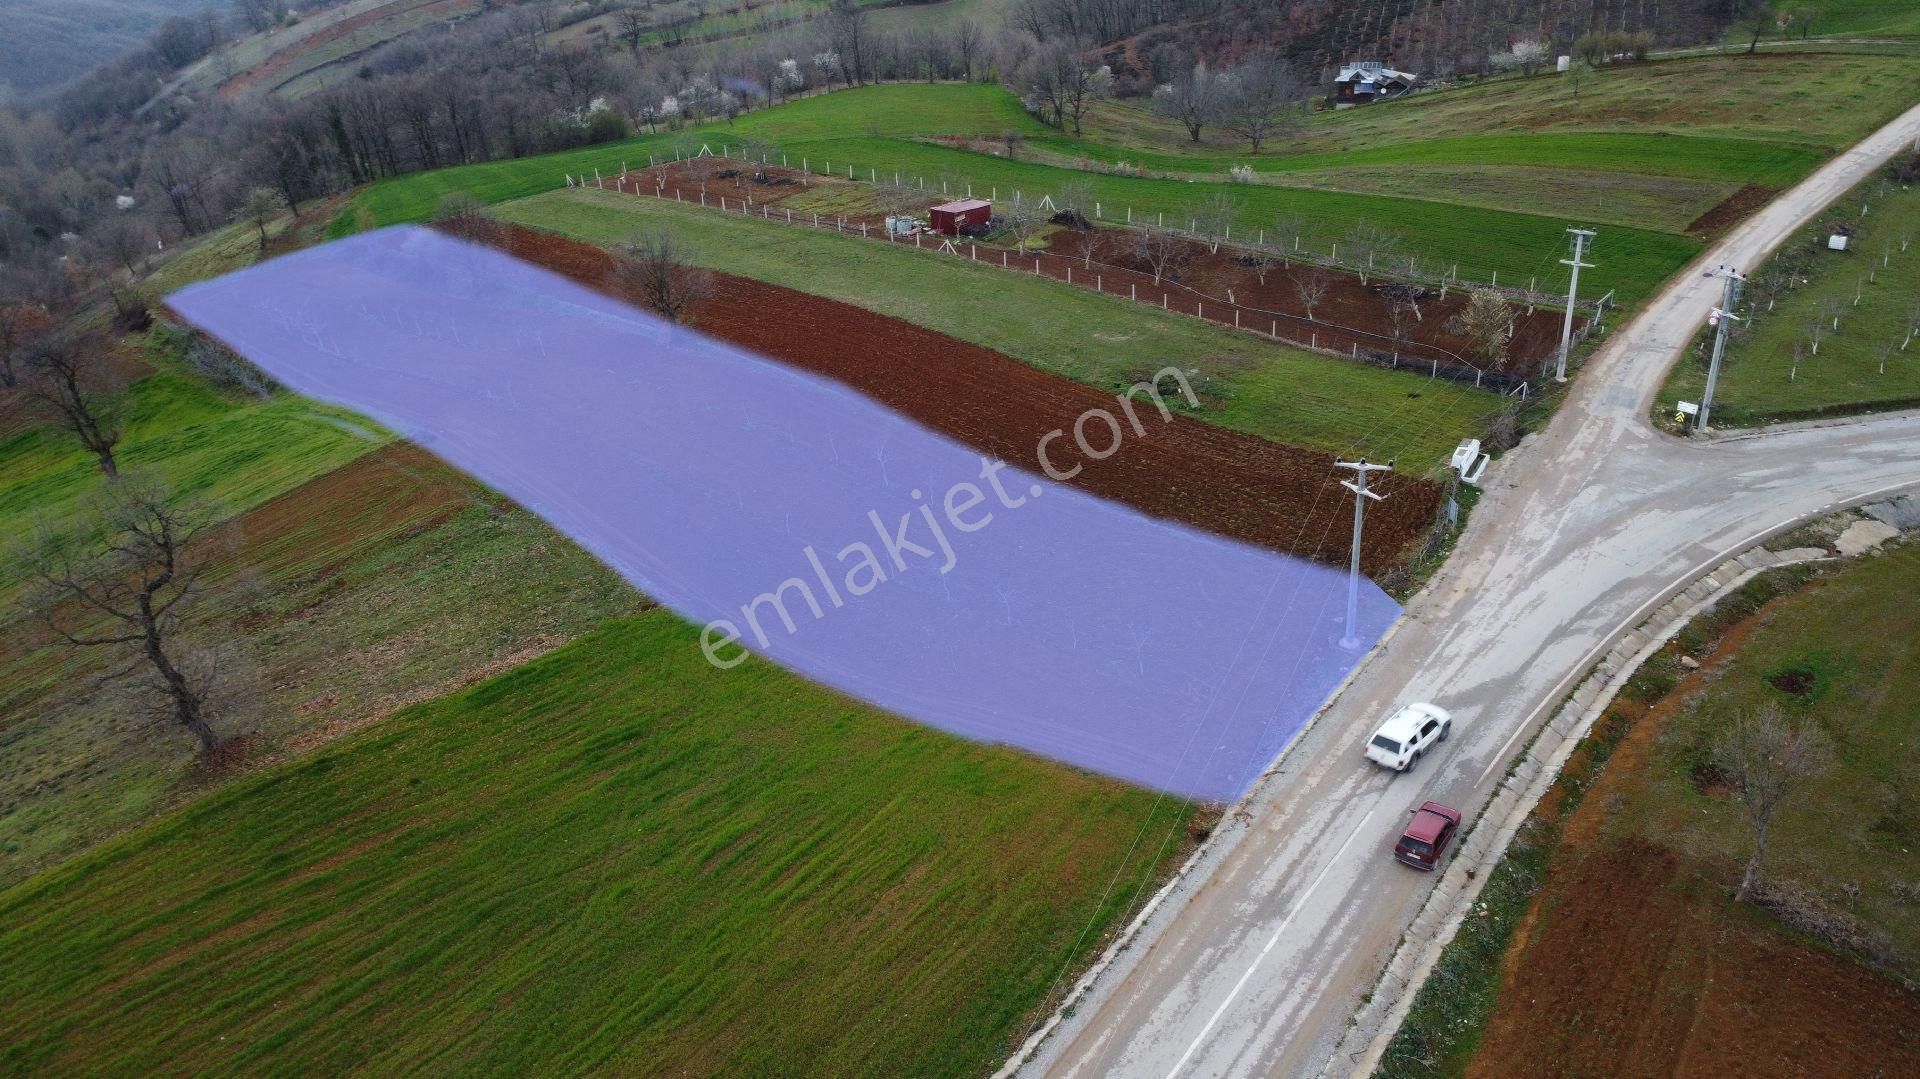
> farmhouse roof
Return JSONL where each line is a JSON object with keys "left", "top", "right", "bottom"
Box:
{"left": 931, "top": 198, "right": 990, "bottom": 213}
{"left": 1334, "top": 61, "right": 1416, "bottom": 85}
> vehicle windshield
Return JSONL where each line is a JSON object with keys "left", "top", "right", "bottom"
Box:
{"left": 1400, "top": 839, "right": 1433, "bottom": 857}
{"left": 1370, "top": 735, "right": 1401, "bottom": 753}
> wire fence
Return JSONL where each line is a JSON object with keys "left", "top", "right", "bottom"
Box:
{"left": 569, "top": 149, "right": 1612, "bottom": 394}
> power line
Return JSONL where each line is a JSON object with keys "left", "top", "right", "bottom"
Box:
{"left": 1334, "top": 457, "right": 1393, "bottom": 650}
{"left": 1556, "top": 227, "right": 1596, "bottom": 382}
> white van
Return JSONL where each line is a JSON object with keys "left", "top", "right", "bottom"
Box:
{"left": 1364, "top": 703, "right": 1453, "bottom": 772}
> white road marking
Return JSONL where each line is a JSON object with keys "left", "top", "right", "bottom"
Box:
{"left": 1163, "top": 802, "right": 1383, "bottom": 1079}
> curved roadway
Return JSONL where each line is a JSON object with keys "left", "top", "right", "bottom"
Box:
{"left": 1020, "top": 101, "right": 1920, "bottom": 1079}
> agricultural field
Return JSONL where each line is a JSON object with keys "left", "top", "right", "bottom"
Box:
{"left": 334, "top": 83, "right": 1698, "bottom": 306}
{"left": 494, "top": 186, "right": 1507, "bottom": 471}
{"left": 1384, "top": 530, "right": 1920, "bottom": 1078}
{"left": 0, "top": 607, "right": 1198, "bottom": 1074}
{"left": 1661, "top": 160, "right": 1920, "bottom": 425}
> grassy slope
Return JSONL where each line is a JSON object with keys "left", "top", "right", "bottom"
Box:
{"left": 1661, "top": 167, "right": 1920, "bottom": 424}
{"left": 0, "top": 609, "right": 1193, "bottom": 1075}
{"left": 0, "top": 366, "right": 381, "bottom": 595}
{"left": 1629, "top": 541, "right": 1920, "bottom": 967}
{"left": 1809, "top": 1, "right": 1920, "bottom": 37}
{"left": 497, "top": 187, "right": 1502, "bottom": 467}
{"left": 331, "top": 84, "right": 1697, "bottom": 305}
{"left": 0, "top": 444, "right": 637, "bottom": 887}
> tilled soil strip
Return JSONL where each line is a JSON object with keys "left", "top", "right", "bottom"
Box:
{"left": 602, "top": 160, "right": 1571, "bottom": 382}
{"left": 437, "top": 218, "right": 1443, "bottom": 575}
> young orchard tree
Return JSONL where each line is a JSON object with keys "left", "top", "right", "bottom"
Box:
{"left": 1341, "top": 221, "right": 1402, "bottom": 286}
{"left": 1714, "top": 704, "right": 1832, "bottom": 903}
{"left": 1190, "top": 191, "right": 1241, "bottom": 254}
{"left": 1804, "top": 314, "right": 1827, "bottom": 358}
{"left": 20, "top": 476, "right": 224, "bottom": 755}
{"left": 614, "top": 230, "right": 713, "bottom": 325}
{"left": 1129, "top": 227, "right": 1191, "bottom": 285}
{"left": 1242, "top": 242, "right": 1283, "bottom": 286}
{"left": 1463, "top": 288, "right": 1514, "bottom": 366}
{"left": 1382, "top": 283, "right": 1423, "bottom": 359}
{"left": 1293, "top": 266, "right": 1332, "bottom": 321}
{"left": 999, "top": 204, "right": 1041, "bottom": 253}
{"left": 26, "top": 335, "right": 122, "bottom": 477}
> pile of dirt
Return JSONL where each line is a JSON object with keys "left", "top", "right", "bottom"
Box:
{"left": 438, "top": 218, "right": 1444, "bottom": 574}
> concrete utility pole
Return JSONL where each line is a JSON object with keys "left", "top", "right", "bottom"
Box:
{"left": 1335, "top": 459, "right": 1392, "bottom": 650}
{"left": 1699, "top": 265, "right": 1746, "bottom": 432}
{"left": 1555, "top": 227, "right": 1597, "bottom": 382}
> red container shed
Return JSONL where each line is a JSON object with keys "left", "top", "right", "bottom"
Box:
{"left": 928, "top": 198, "right": 992, "bottom": 236}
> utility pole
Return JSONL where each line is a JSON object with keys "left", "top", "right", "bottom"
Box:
{"left": 1698, "top": 265, "right": 1746, "bottom": 432}
{"left": 1335, "top": 458, "right": 1392, "bottom": 650}
{"left": 1555, "top": 227, "right": 1597, "bottom": 382}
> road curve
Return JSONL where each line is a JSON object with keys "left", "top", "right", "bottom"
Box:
{"left": 1018, "top": 100, "right": 1920, "bottom": 1079}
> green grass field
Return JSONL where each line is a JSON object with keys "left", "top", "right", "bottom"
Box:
{"left": 0, "top": 608, "right": 1195, "bottom": 1075}
{"left": 1626, "top": 539, "right": 1920, "bottom": 971}
{"left": 0, "top": 444, "right": 637, "bottom": 888}
{"left": 0, "top": 364, "right": 383, "bottom": 597}
{"left": 1661, "top": 165, "right": 1920, "bottom": 425}
{"left": 497, "top": 187, "right": 1505, "bottom": 468}
{"left": 1800, "top": 0, "right": 1920, "bottom": 38}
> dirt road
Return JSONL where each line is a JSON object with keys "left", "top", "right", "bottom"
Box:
{"left": 1016, "top": 101, "right": 1920, "bottom": 1079}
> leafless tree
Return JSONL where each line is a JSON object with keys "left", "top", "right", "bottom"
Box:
{"left": 614, "top": 229, "right": 713, "bottom": 325}
{"left": 952, "top": 19, "right": 985, "bottom": 82}
{"left": 1022, "top": 38, "right": 1107, "bottom": 135}
{"left": 19, "top": 476, "right": 224, "bottom": 754}
{"left": 999, "top": 204, "right": 1041, "bottom": 252}
{"left": 0, "top": 291, "right": 55, "bottom": 390}
{"left": 873, "top": 181, "right": 923, "bottom": 217}
{"left": 1294, "top": 266, "right": 1332, "bottom": 321}
{"left": 614, "top": 5, "right": 649, "bottom": 55}
{"left": 1463, "top": 288, "right": 1513, "bottom": 365}
{"left": 26, "top": 335, "right": 122, "bottom": 477}
{"left": 1715, "top": 704, "right": 1832, "bottom": 903}
{"left": 1224, "top": 50, "right": 1303, "bottom": 153}
{"left": 1383, "top": 283, "right": 1422, "bottom": 358}
{"left": 1190, "top": 191, "right": 1240, "bottom": 253}
{"left": 822, "top": 0, "right": 873, "bottom": 85}
{"left": 1129, "top": 228, "right": 1191, "bottom": 284}
{"left": 235, "top": 187, "right": 285, "bottom": 255}
{"left": 1242, "top": 242, "right": 1282, "bottom": 286}
{"left": 1154, "top": 62, "right": 1229, "bottom": 142}
{"left": 1342, "top": 221, "right": 1403, "bottom": 286}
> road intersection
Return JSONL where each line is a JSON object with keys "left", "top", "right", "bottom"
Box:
{"left": 1017, "top": 101, "right": 1920, "bottom": 1079}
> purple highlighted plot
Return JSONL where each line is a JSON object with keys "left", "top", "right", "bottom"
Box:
{"left": 169, "top": 227, "right": 1398, "bottom": 802}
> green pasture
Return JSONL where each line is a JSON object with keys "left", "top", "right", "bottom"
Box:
{"left": 498, "top": 187, "right": 1506, "bottom": 468}
{"left": 1661, "top": 166, "right": 1920, "bottom": 424}
{"left": 0, "top": 609, "right": 1193, "bottom": 1075}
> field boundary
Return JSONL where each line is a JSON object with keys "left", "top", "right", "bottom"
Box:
{"left": 588, "top": 156, "right": 1591, "bottom": 392}
{"left": 1329, "top": 483, "right": 1920, "bottom": 1077}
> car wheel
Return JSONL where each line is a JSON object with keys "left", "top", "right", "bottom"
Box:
{"left": 1440, "top": 722, "right": 1451, "bottom": 742}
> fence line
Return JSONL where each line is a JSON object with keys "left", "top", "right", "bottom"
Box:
{"left": 594, "top": 159, "right": 1562, "bottom": 393}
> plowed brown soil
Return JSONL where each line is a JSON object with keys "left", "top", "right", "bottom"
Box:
{"left": 615, "top": 162, "right": 1571, "bottom": 381}
{"left": 1469, "top": 608, "right": 1920, "bottom": 1078}
{"left": 439, "top": 218, "right": 1443, "bottom": 574}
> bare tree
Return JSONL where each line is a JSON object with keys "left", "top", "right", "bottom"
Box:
{"left": 952, "top": 19, "right": 985, "bottom": 82}
{"left": 1342, "top": 221, "right": 1403, "bottom": 286}
{"left": 0, "top": 293, "right": 54, "bottom": 390}
{"left": 1715, "top": 704, "right": 1832, "bottom": 903}
{"left": 1154, "top": 62, "right": 1229, "bottom": 142}
{"left": 1731, "top": 0, "right": 1778, "bottom": 54}
{"left": 235, "top": 186, "right": 285, "bottom": 255}
{"left": 20, "top": 476, "right": 223, "bottom": 754}
{"left": 873, "top": 181, "right": 924, "bottom": 218}
{"left": 613, "top": 229, "right": 713, "bottom": 325}
{"left": 26, "top": 336, "right": 122, "bottom": 477}
{"left": 1462, "top": 288, "right": 1513, "bottom": 365}
{"left": 1383, "top": 283, "right": 1422, "bottom": 359}
{"left": 1242, "top": 242, "right": 1283, "bottom": 286}
{"left": 1190, "top": 191, "right": 1241, "bottom": 253}
{"left": 1804, "top": 314, "right": 1827, "bottom": 357}
{"left": 1022, "top": 39, "right": 1108, "bottom": 135}
{"left": 999, "top": 204, "right": 1041, "bottom": 252}
{"left": 1294, "top": 266, "right": 1332, "bottom": 320}
{"left": 1224, "top": 50, "right": 1303, "bottom": 153}
{"left": 1129, "top": 228, "right": 1191, "bottom": 285}
{"left": 614, "top": 5, "right": 649, "bottom": 55}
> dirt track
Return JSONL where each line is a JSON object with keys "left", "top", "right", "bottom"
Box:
{"left": 439, "top": 218, "right": 1443, "bottom": 574}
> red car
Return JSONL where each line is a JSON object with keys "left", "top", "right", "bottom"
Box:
{"left": 1394, "top": 801, "right": 1463, "bottom": 871}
